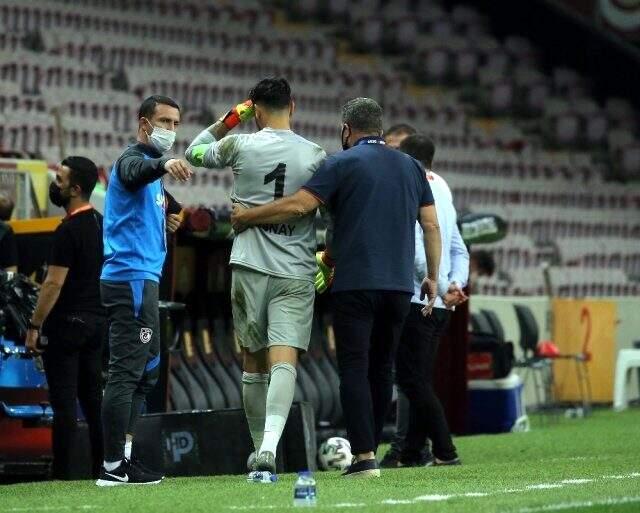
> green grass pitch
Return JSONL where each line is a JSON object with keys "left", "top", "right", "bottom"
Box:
{"left": 1, "top": 409, "right": 639, "bottom": 513}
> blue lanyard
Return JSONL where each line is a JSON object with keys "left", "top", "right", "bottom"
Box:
{"left": 354, "top": 137, "right": 386, "bottom": 146}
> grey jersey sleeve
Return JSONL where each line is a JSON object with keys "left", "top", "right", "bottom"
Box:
{"left": 185, "top": 129, "right": 241, "bottom": 169}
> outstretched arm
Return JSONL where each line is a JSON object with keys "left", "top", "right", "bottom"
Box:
{"left": 185, "top": 100, "right": 253, "bottom": 169}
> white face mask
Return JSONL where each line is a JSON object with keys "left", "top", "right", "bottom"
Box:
{"left": 146, "top": 125, "right": 176, "bottom": 154}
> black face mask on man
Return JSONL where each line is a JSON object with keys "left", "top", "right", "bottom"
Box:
{"left": 341, "top": 124, "right": 351, "bottom": 151}
{"left": 49, "top": 182, "right": 71, "bottom": 208}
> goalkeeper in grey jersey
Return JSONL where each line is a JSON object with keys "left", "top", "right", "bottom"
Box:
{"left": 185, "top": 78, "right": 326, "bottom": 478}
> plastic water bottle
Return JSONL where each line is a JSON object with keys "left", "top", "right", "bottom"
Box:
{"left": 293, "top": 471, "right": 317, "bottom": 507}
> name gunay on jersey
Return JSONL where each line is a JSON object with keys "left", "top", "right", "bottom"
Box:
{"left": 228, "top": 128, "right": 326, "bottom": 282}
{"left": 259, "top": 223, "right": 296, "bottom": 236}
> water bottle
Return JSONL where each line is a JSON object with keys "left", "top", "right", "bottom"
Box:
{"left": 293, "top": 471, "right": 317, "bottom": 507}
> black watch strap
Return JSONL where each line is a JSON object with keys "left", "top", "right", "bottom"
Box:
{"left": 28, "top": 321, "right": 41, "bottom": 331}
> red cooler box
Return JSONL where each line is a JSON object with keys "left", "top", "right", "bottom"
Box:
{"left": 468, "top": 373, "right": 529, "bottom": 434}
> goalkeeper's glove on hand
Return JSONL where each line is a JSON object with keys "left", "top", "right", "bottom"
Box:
{"left": 220, "top": 100, "right": 255, "bottom": 130}
{"left": 315, "top": 251, "right": 335, "bottom": 293}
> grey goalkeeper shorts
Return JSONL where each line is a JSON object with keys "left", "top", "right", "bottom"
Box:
{"left": 231, "top": 266, "right": 315, "bottom": 353}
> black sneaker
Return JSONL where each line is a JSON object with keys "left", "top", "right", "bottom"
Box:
{"left": 434, "top": 457, "right": 461, "bottom": 466}
{"left": 129, "top": 456, "right": 165, "bottom": 480}
{"left": 398, "top": 449, "right": 435, "bottom": 468}
{"left": 379, "top": 450, "right": 401, "bottom": 468}
{"left": 342, "top": 458, "right": 380, "bottom": 478}
{"left": 95, "top": 459, "right": 162, "bottom": 487}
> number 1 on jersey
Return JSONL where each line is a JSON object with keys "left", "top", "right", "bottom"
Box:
{"left": 264, "top": 163, "right": 286, "bottom": 199}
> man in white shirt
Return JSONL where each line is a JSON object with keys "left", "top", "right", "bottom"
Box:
{"left": 384, "top": 134, "right": 469, "bottom": 466}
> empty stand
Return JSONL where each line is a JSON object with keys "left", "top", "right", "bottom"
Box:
{"left": 0, "top": 0, "right": 638, "bottom": 297}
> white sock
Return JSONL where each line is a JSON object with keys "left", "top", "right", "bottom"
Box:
{"left": 242, "top": 372, "right": 269, "bottom": 452}
{"left": 258, "top": 362, "right": 297, "bottom": 456}
{"left": 103, "top": 460, "right": 122, "bottom": 472}
{"left": 124, "top": 440, "right": 132, "bottom": 460}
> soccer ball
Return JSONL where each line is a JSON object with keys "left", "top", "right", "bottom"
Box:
{"left": 247, "top": 451, "right": 256, "bottom": 471}
{"left": 317, "top": 437, "right": 352, "bottom": 471}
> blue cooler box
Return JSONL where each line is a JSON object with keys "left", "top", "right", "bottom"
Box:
{"left": 468, "top": 373, "right": 529, "bottom": 434}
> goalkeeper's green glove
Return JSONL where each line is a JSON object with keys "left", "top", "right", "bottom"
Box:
{"left": 315, "top": 251, "right": 335, "bottom": 294}
{"left": 220, "top": 99, "right": 255, "bottom": 130}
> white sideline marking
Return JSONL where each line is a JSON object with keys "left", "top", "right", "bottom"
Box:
{"left": 546, "top": 456, "right": 607, "bottom": 462}
{"left": 603, "top": 472, "right": 640, "bottom": 479}
{"left": 514, "top": 496, "right": 640, "bottom": 512}
{"left": 559, "top": 479, "right": 593, "bottom": 484}
{"left": 414, "top": 494, "right": 452, "bottom": 502}
{"left": 220, "top": 471, "right": 640, "bottom": 511}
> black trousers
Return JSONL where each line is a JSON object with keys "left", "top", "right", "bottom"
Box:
{"left": 332, "top": 290, "right": 411, "bottom": 455}
{"left": 396, "top": 305, "right": 457, "bottom": 462}
{"left": 387, "top": 389, "right": 420, "bottom": 458}
{"left": 42, "top": 313, "right": 106, "bottom": 479}
{"left": 101, "top": 280, "right": 160, "bottom": 462}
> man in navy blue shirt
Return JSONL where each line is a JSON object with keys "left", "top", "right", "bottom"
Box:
{"left": 231, "top": 97, "right": 442, "bottom": 478}
{"left": 97, "top": 95, "right": 191, "bottom": 487}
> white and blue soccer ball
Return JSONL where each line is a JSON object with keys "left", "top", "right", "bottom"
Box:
{"left": 318, "top": 437, "right": 352, "bottom": 471}
{"left": 247, "top": 451, "right": 257, "bottom": 471}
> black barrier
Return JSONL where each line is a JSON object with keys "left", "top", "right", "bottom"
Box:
{"left": 132, "top": 402, "right": 316, "bottom": 477}
{"left": 147, "top": 301, "right": 186, "bottom": 413}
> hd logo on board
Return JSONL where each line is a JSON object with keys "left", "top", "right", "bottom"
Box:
{"left": 164, "top": 430, "right": 197, "bottom": 464}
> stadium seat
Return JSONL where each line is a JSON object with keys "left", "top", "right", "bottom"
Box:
{"left": 613, "top": 349, "right": 640, "bottom": 411}
{"left": 0, "top": 0, "right": 636, "bottom": 309}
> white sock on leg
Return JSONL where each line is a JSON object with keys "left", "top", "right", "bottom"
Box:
{"left": 258, "top": 362, "right": 297, "bottom": 456}
{"left": 242, "top": 372, "right": 270, "bottom": 452}
{"left": 103, "top": 460, "right": 122, "bottom": 472}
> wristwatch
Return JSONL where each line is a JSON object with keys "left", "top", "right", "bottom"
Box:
{"left": 28, "top": 321, "right": 41, "bottom": 331}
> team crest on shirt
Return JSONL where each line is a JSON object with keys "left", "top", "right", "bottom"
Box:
{"left": 155, "top": 193, "right": 164, "bottom": 208}
{"left": 140, "top": 327, "right": 153, "bottom": 344}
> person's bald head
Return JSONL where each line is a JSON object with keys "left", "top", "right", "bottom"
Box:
{"left": 0, "top": 192, "right": 14, "bottom": 221}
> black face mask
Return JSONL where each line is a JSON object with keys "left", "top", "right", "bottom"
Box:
{"left": 49, "top": 182, "right": 70, "bottom": 208}
{"left": 341, "top": 124, "right": 351, "bottom": 151}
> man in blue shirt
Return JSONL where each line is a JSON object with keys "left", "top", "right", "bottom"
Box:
{"left": 97, "top": 95, "right": 191, "bottom": 487}
{"left": 231, "top": 97, "right": 442, "bottom": 477}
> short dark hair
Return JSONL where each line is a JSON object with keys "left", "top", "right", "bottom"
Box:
{"left": 62, "top": 156, "right": 99, "bottom": 200}
{"left": 386, "top": 123, "right": 417, "bottom": 137}
{"left": 0, "top": 192, "right": 14, "bottom": 221}
{"left": 399, "top": 134, "right": 436, "bottom": 168}
{"left": 471, "top": 250, "right": 496, "bottom": 276}
{"left": 138, "top": 95, "right": 180, "bottom": 120}
{"left": 342, "top": 97, "right": 383, "bottom": 133}
{"left": 248, "top": 77, "right": 292, "bottom": 110}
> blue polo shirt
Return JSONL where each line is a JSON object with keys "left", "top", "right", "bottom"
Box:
{"left": 302, "top": 137, "right": 434, "bottom": 293}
